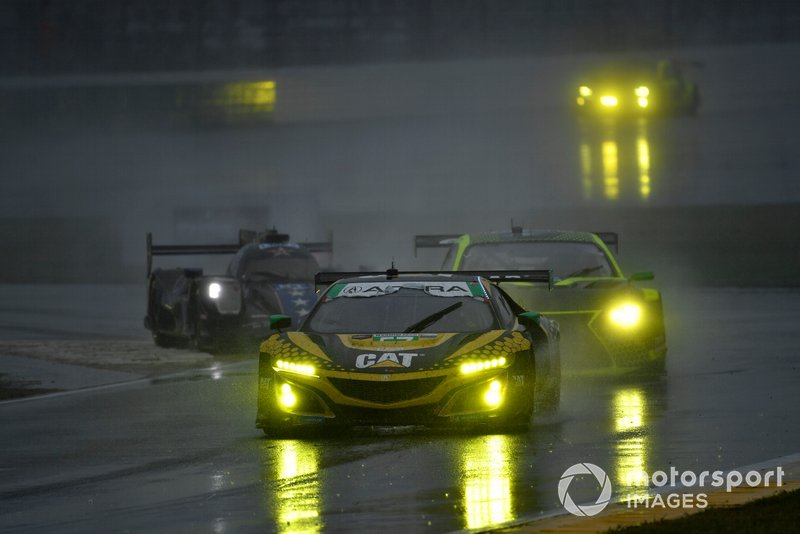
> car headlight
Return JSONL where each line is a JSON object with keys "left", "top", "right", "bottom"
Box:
{"left": 600, "top": 95, "right": 618, "bottom": 107}
{"left": 483, "top": 380, "right": 503, "bottom": 407}
{"left": 609, "top": 303, "right": 643, "bottom": 328}
{"left": 274, "top": 359, "right": 317, "bottom": 377}
{"left": 208, "top": 282, "right": 222, "bottom": 299}
{"left": 635, "top": 86, "right": 650, "bottom": 97}
{"left": 460, "top": 356, "right": 507, "bottom": 375}
{"left": 579, "top": 85, "right": 593, "bottom": 97}
{"left": 278, "top": 383, "right": 297, "bottom": 407}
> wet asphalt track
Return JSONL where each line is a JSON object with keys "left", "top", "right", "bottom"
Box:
{"left": 1, "top": 287, "right": 799, "bottom": 533}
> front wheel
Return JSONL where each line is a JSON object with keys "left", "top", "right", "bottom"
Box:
{"left": 153, "top": 331, "right": 181, "bottom": 348}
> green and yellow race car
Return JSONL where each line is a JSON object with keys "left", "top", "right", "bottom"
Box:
{"left": 256, "top": 270, "right": 561, "bottom": 434}
{"left": 416, "top": 230, "right": 666, "bottom": 374}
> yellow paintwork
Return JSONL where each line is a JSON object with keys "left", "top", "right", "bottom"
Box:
{"left": 263, "top": 329, "right": 524, "bottom": 412}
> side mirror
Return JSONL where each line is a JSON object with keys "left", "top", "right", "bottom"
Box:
{"left": 629, "top": 271, "right": 654, "bottom": 282}
{"left": 517, "top": 311, "right": 541, "bottom": 326}
{"left": 269, "top": 314, "right": 292, "bottom": 331}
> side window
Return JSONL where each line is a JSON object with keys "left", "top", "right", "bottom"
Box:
{"left": 228, "top": 251, "right": 242, "bottom": 277}
{"left": 487, "top": 284, "right": 514, "bottom": 326}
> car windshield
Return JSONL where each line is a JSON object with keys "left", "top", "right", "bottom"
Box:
{"left": 305, "top": 284, "right": 497, "bottom": 333}
{"left": 242, "top": 256, "right": 319, "bottom": 281}
{"left": 588, "top": 61, "right": 656, "bottom": 82}
{"left": 460, "top": 242, "right": 617, "bottom": 280}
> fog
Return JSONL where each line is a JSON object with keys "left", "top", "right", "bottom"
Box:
{"left": 2, "top": 43, "right": 799, "bottom": 285}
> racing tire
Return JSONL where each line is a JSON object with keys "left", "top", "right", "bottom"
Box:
{"left": 487, "top": 407, "right": 533, "bottom": 434}
{"left": 538, "top": 380, "right": 561, "bottom": 415}
{"left": 187, "top": 290, "right": 212, "bottom": 353}
{"left": 153, "top": 332, "right": 180, "bottom": 348}
{"left": 538, "top": 361, "right": 561, "bottom": 414}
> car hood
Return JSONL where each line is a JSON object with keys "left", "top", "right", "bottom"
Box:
{"left": 262, "top": 329, "right": 528, "bottom": 374}
{"left": 501, "top": 279, "right": 642, "bottom": 312}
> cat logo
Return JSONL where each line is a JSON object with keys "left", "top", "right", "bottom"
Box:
{"left": 355, "top": 352, "right": 421, "bottom": 369}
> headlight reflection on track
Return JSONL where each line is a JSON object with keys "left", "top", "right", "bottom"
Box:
{"left": 462, "top": 435, "right": 514, "bottom": 529}
{"left": 272, "top": 440, "right": 321, "bottom": 533}
{"left": 614, "top": 389, "right": 650, "bottom": 498}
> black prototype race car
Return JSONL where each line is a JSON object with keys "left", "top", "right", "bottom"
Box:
{"left": 145, "top": 229, "right": 331, "bottom": 349}
{"left": 256, "top": 270, "right": 561, "bottom": 434}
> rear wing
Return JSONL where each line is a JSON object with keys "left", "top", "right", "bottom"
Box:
{"left": 413, "top": 234, "right": 462, "bottom": 257}
{"left": 315, "top": 269, "right": 552, "bottom": 292}
{"left": 146, "top": 230, "right": 334, "bottom": 276}
{"left": 593, "top": 232, "right": 619, "bottom": 254}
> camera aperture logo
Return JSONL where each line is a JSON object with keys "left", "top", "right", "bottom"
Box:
{"left": 558, "top": 463, "right": 613, "bottom": 516}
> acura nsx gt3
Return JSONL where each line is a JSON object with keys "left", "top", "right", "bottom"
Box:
{"left": 256, "top": 270, "right": 561, "bottom": 434}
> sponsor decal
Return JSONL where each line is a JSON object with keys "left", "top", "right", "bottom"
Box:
{"left": 330, "top": 281, "right": 485, "bottom": 299}
{"left": 258, "top": 242, "right": 300, "bottom": 251}
{"left": 273, "top": 283, "right": 316, "bottom": 318}
{"left": 355, "top": 352, "right": 422, "bottom": 368}
{"left": 367, "top": 334, "right": 438, "bottom": 342}
{"left": 342, "top": 333, "right": 452, "bottom": 351}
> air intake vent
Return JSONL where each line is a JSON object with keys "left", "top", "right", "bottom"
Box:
{"left": 329, "top": 376, "right": 444, "bottom": 404}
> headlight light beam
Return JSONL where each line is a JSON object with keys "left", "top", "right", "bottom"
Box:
{"left": 208, "top": 282, "right": 222, "bottom": 299}
{"left": 279, "top": 383, "right": 297, "bottom": 407}
{"left": 609, "top": 303, "right": 643, "bottom": 328}
{"left": 275, "top": 359, "right": 317, "bottom": 377}
{"left": 460, "top": 357, "right": 507, "bottom": 374}
{"left": 483, "top": 380, "right": 503, "bottom": 407}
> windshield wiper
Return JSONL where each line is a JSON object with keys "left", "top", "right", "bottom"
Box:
{"left": 403, "top": 302, "right": 463, "bottom": 333}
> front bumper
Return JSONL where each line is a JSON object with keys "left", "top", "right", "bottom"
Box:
{"left": 548, "top": 310, "right": 666, "bottom": 371}
{"left": 257, "top": 367, "right": 533, "bottom": 429}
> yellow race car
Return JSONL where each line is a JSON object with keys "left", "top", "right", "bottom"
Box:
{"left": 575, "top": 59, "right": 700, "bottom": 116}
{"left": 256, "top": 270, "right": 561, "bottom": 434}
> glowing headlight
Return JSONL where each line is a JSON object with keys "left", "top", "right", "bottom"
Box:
{"left": 579, "top": 85, "right": 593, "bottom": 97}
{"left": 600, "top": 95, "right": 618, "bottom": 107}
{"left": 635, "top": 86, "right": 650, "bottom": 97}
{"left": 275, "top": 359, "right": 317, "bottom": 377}
{"left": 460, "top": 356, "right": 507, "bottom": 375}
{"left": 279, "top": 383, "right": 297, "bottom": 407}
{"left": 483, "top": 380, "right": 503, "bottom": 407}
{"left": 208, "top": 282, "right": 222, "bottom": 299}
{"left": 637, "top": 97, "right": 649, "bottom": 108}
{"left": 609, "top": 303, "right": 643, "bottom": 328}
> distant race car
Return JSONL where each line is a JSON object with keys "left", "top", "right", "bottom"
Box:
{"left": 145, "top": 229, "right": 331, "bottom": 349}
{"left": 575, "top": 59, "right": 700, "bottom": 116}
{"left": 415, "top": 230, "right": 666, "bottom": 373}
{"left": 256, "top": 270, "right": 561, "bottom": 434}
